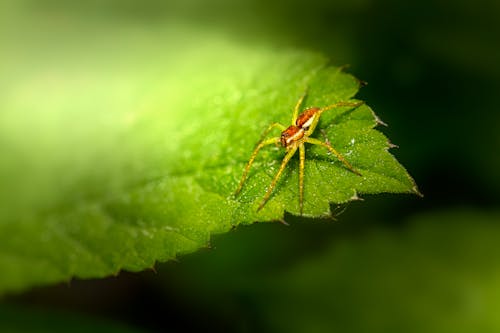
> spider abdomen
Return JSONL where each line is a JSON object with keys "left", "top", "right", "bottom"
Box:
{"left": 295, "top": 107, "right": 320, "bottom": 129}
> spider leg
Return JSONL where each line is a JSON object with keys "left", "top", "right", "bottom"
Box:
{"left": 259, "top": 122, "right": 286, "bottom": 140}
{"left": 234, "top": 122, "right": 286, "bottom": 196}
{"left": 304, "top": 137, "right": 362, "bottom": 176}
{"left": 234, "top": 136, "right": 280, "bottom": 196}
{"left": 299, "top": 142, "right": 305, "bottom": 215}
{"left": 292, "top": 89, "right": 308, "bottom": 124}
{"left": 257, "top": 146, "right": 298, "bottom": 211}
{"left": 304, "top": 101, "right": 364, "bottom": 137}
{"left": 318, "top": 101, "right": 364, "bottom": 115}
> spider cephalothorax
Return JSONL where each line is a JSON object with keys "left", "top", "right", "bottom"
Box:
{"left": 280, "top": 107, "right": 322, "bottom": 148}
{"left": 234, "top": 91, "right": 363, "bottom": 215}
{"left": 280, "top": 125, "right": 303, "bottom": 148}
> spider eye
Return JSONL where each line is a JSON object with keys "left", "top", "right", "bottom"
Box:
{"left": 280, "top": 131, "right": 290, "bottom": 147}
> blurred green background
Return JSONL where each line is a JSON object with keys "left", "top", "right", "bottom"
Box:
{"left": 1, "top": 0, "right": 499, "bottom": 332}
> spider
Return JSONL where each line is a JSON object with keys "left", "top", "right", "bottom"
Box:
{"left": 234, "top": 91, "right": 364, "bottom": 215}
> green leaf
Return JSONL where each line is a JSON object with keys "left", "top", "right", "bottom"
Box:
{"left": 0, "top": 13, "right": 418, "bottom": 295}
{"left": 231, "top": 65, "right": 419, "bottom": 218}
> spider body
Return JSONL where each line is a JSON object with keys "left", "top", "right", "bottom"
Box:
{"left": 234, "top": 91, "right": 363, "bottom": 215}
{"left": 280, "top": 107, "right": 321, "bottom": 148}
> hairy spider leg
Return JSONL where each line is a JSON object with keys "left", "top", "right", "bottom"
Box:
{"left": 304, "top": 137, "right": 361, "bottom": 176}
{"left": 298, "top": 142, "right": 306, "bottom": 215}
{"left": 305, "top": 101, "right": 364, "bottom": 136}
{"left": 320, "top": 100, "right": 364, "bottom": 114}
{"left": 234, "top": 137, "right": 280, "bottom": 196}
{"left": 234, "top": 123, "right": 286, "bottom": 196}
{"left": 258, "top": 122, "right": 287, "bottom": 141}
{"left": 257, "top": 145, "right": 298, "bottom": 211}
{"left": 292, "top": 89, "right": 308, "bottom": 124}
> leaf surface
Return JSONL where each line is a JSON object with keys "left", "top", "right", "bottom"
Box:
{"left": 0, "top": 14, "right": 418, "bottom": 294}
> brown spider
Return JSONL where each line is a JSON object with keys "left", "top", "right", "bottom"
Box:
{"left": 234, "top": 91, "right": 363, "bottom": 215}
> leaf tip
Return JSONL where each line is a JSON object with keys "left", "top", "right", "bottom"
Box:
{"left": 278, "top": 218, "right": 290, "bottom": 226}
{"left": 413, "top": 185, "right": 424, "bottom": 198}
{"left": 338, "top": 63, "right": 351, "bottom": 72}
{"left": 358, "top": 79, "right": 368, "bottom": 87}
{"left": 375, "top": 115, "right": 388, "bottom": 127}
{"left": 349, "top": 192, "right": 364, "bottom": 201}
{"left": 367, "top": 106, "right": 388, "bottom": 127}
{"left": 387, "top": 140, "right": 399, "bottom": 149}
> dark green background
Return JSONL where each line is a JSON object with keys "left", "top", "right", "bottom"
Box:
{"left": 2, "top": 0, "right": 499, "bottom": 332}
